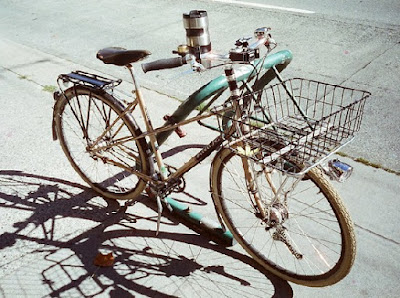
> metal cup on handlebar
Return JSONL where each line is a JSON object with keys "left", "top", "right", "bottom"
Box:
{"left": 141, "top": 24, "right": 277, "bottom": 74}
{"left": 183, "top": 27, "right": 276, "bottom": 72}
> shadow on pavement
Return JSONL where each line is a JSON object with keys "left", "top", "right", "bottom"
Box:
{"left": 0, "top": 170, "right": 293, "bottom": 297}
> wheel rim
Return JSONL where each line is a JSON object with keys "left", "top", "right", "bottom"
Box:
{"left": 214, "top": 151, "right": 353, "bottom": 283}
{"left": 57, "top": 89, "right": 147, "bottom": 198}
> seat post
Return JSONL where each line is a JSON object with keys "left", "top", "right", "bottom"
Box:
{"left": 126, "top": 64, "right": 140, "bottom": 91}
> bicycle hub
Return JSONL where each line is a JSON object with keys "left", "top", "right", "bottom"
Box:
{"left": 268, "top": 204, "right": 288, "bottom": 226}
{"left": 183, "top": 10, "right": 212, "bottom": 58}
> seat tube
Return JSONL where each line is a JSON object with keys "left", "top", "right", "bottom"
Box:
{"left": 127, "top": 65, "right": 168, "bottom": 179}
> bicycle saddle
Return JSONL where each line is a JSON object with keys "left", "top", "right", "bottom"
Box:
{"left": 96, "top": 47, "right": 151, "bottom": 66}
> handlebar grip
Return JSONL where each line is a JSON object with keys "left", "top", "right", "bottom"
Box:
{"left": 141, "top": 57, "right": 184, "bottom": 73}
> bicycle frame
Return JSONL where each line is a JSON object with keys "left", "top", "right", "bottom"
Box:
{"left": 135, "top": 50, "right": 293, "bottom": 182}
{"left": 156, "top": 50, "right": 293, "bottom": 145}
{"left": 83, "top": 49, "right": 294, "bottom": 187}
{"left": 53, "top": 49, "right": 293, "bottom": 189}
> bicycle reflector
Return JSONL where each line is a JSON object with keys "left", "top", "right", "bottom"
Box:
{"left": 183, "top": 10, "right": 212, "bottom": 58}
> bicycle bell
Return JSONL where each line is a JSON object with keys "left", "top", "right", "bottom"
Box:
{"left": 183, "top": 10, "right": 211, "bottom": 58}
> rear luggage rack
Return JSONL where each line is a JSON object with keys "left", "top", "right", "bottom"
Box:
{"left": 58, "top": 70, "right": 122, "bottom": 90}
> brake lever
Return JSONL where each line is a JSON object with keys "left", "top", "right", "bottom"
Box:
{"left": 265, "top": 37, "right": 277, "bottom": 51}
{"left": 254, "top": 27, "right": 277, "bottom": 52}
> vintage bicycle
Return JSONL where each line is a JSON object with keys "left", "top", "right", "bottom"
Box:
{"left": 51, "top": 11, "right": 370, "bottom": 287}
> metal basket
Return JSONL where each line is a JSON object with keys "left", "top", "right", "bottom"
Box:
{"left": 213, "top": 78, "right": 371, "bottom": 175}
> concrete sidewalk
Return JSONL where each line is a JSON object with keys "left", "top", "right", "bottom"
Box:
{"left": 1, "top": 39, "right": 399, "bottom": 297}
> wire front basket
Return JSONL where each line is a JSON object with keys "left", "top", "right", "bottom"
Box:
{"left": 214, "top": 78, "right": 371, "bottom": 175}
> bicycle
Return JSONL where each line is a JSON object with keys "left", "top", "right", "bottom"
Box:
{"left": 51, "top": 10, "right": 370, "bottom": 287}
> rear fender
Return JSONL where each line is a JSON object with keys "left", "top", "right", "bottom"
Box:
{"left": 52, "top": 91, "right": 62, "bottom": 141}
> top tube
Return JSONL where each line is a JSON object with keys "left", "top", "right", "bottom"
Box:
{"left": 156, "top": 49, "right": 293, "bottom": 145}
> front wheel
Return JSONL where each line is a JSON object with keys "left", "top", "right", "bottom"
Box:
{"left": 54, "top": 86, "right": 150, "bottom": 200}
{"left": 210, "top": 148, "right": 356, "bottom": 287}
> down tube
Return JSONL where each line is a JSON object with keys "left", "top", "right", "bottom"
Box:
{"left": 156, "top": 50, "right": 293, "bottom": 145}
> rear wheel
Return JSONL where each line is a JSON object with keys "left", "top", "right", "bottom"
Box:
{"left": 54, "top": 86, "right": 149, "bottom": 200}
{"left": 210, "top": 148, "right": 356, "bottom": 287}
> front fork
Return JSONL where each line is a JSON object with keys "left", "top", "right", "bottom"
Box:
{"left": 223, "top": 65, "right": 303, "bottom": 257}
{"left": 244, "top": 158, "right": 304, "bottom": 259}
{"left": 224, "top": 66, "right": 271, "bottom": 220}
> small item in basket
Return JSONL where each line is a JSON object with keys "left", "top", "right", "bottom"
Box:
{"left": 93, "top": 252, "right": 115, "bottom": 267}
{"left": 237, "top": 145, "right": 260, "bottom": 157}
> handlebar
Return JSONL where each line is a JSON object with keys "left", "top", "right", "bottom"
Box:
{"left": 142, "top": 57, "right": 185, "bottom": 73}
{"left": 141, "top": 27, "right": 276, "bottom": 73}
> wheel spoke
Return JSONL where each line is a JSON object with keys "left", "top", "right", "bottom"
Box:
{"left": 56, "top": 88, "right": 148, "bottom": 199}
{"left": 211, "top": 149, "right": 355, "bottom": 286}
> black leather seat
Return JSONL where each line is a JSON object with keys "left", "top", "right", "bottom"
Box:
{"left": 96, "top": 47, "right": 151, "bottom": 66}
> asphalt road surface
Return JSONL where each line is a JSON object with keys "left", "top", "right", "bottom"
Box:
{"left": 1, "top": 0, "right": 398, "bottom": 171}
{"left": 1, "top": 1, "right": 399, "bottom": 297}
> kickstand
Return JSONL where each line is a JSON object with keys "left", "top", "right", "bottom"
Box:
{"left": 156, "top": 196, "right": 163, "bottom": 236}
{"left": 155, "top": 195, "right": 173, "bottom": 236}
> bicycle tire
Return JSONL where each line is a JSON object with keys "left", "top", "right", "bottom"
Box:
{"left": 54, "top": 86, "right": 150, "bottom": 200}
{"left": 210, "top": 148, "right": 356, "bottom": 287}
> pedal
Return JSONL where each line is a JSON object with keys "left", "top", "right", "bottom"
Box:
{"left": 163, "top": 114, "right": 187, "bottom": 138}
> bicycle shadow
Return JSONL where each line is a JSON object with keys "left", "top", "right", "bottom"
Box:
{"left": 0, "top": 170, "right": 293, "bottom": 297}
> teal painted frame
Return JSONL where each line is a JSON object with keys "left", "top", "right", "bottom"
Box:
{"left": 156, "top": 49, "right": 293, "bottom": 145}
